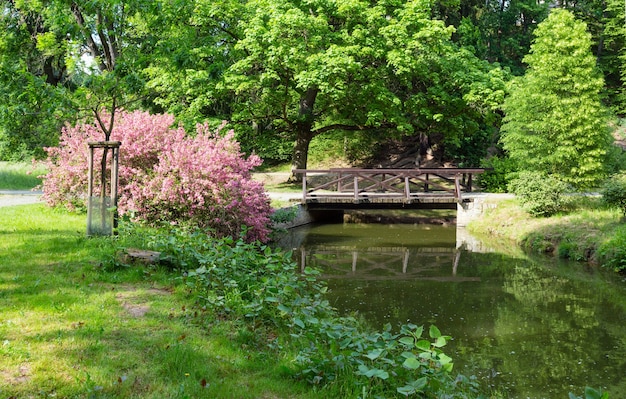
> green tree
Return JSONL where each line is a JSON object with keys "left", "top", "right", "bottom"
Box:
{"left": 0, "top": 0, "right": 156, "bottom": 159}
{"left": 0, "top": 0, "right": 76, "bottom": 159}
{"left": 455, "top": 0, "right": 549, "bottom": 74}
{"left": 500, "top": 8, "right": 612, "bottom": 189}
{"left": 219, "top": 0, "right": 504, "bottom": 179}
{"left": 141, "top": 0, "right": 245, "bottom": 130}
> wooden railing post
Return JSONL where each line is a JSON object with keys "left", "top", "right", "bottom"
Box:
{"left": 354, "top": 174, "right": 359, "bottom": 201}
{"left": 337, "top": 171, "right": 342, "bottom": 192}
{"left": 404, "top": 176, "right": 410, "bottom": 199}
{"left": 301, "top": 171, "right": 307, "bottom": 201}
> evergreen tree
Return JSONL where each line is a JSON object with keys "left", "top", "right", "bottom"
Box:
{"left": 500, "top": 8, "right": 612, "bottom": 189}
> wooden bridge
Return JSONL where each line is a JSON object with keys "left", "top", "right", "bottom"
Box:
{"left": 294, "top": 168, "right": 487, "bottom": 210}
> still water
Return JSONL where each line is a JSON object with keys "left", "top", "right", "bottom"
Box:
{"left": 278, "top": 221, "right": 626, "bottom": 398}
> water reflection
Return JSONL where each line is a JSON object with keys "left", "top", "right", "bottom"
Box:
{"left": 279, "top": 222, "right": 626, "bottom": 399}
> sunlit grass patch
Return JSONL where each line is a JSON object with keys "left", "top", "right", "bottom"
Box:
{"left": 0, "top": 161, "right": 47, "bottom": 190}
{"left": 469, "top": 196, "right": 625, "bottom": 265}
{"left": 0, "top": 204, "right": 320, "bottom": 399}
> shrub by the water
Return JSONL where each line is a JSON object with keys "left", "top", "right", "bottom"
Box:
{"left": 600, "top": 173, "right": 626, "bottom": 218}
{"left": 477, "top": 155, "right": 516, "bottom": 193}
{"left": 41, "top": 110, "right": 272, "bottom": 242}
{"left": 597, "top": 224, "right": 626, "bottom": 272}
{"left": 508, "top": 171, "right": 569, "bottom": 217}
{"left": 133, "top": 226, "right": 483, "bottom": 398}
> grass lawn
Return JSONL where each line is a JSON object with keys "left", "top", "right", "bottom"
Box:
{"left": 467, "top": 196, "right": 625, "bottom": 265}
{"left": 0, "top": 204, "right": 319, "bottom": 398}
{"left": 0, "top": 162, "right": 47, "bottom": 190}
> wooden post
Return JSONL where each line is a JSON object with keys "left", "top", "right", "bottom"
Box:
{"left": 402, "top": 249, "right": 409, "bottom": 273}
{"left": 301, "top": 171, "right": 307, "bottom": 202}
{"left": 338, "top": 171, "right": 343, "bottom": 192}
{"left": 87, "top": 141, "right": 121, "bottom": 236}
{"left": 404, "top": 176, "right": 410, "bottom": 199}
{"left": 454, "top": 173, "right": 462, "bottom": 203}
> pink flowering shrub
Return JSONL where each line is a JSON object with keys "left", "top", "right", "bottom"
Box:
{"left": 42, "top": 110, "right": 273, "bottom": 242}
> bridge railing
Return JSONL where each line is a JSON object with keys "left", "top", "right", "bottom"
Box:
{"left": 293, "top": 168, "right": 487, "bottom": 203}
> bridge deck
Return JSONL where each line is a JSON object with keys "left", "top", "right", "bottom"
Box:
{"left": 294, "top": 168, "right": 486, "bottom": 210}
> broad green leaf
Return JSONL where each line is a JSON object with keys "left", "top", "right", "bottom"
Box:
{"left": 433, "top": 336, "right": 447, "bottom": 348}
{"left": 438, "top": 353, "right": 453, "bottom": 365}
{"left": 364, "top": 348, "right": 384, "bottom": 360}
{"left": 429, "top": 325, "right": 441, "bottom": 339}
{"left": 402, "top": 357, "right": 421, "bottom": 370}
{"left": 277, "top": 304, "right": 291, "bottom": 313}
{"left": 416, "top": 339, "right": 431, "bottom": 351}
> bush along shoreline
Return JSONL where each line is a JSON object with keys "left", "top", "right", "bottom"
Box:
{"left": 467, "top": 195, "right": 626, "bottom": 273}
{"left": 113, "top": 224, "right": 485, "bottom": 398}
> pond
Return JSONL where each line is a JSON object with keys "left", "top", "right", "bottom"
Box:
{"left": 277, "top": 218, "right": 626, "bottom": 398}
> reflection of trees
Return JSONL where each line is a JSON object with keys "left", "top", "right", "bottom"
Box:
{"left": 288, "top": 226, "right": 626, "bottom": 397}
{"left": 491, "top": 264, "right": 624, "bottom": 397}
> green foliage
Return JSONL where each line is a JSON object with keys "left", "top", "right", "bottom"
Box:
{"left": 136, "top": 225, "right": 483, "bottom": 397}
{"left": 500, "top": 9, "right": 613, "bottom": 189}
{"left": 604, "top": 144, "right": 626, "bottom": 176}
{"left": 0, "top": 63, "right": 74, "bottom": 160}
{"left": 270, "top": 206, "right": 299, "bottom": 225}
{"left": 508, "top": 171, "right": 569, "bottom": 217}
{"left": 455, "top": 1, "right": 548, "bottom": 75}
{"left": 477, "top": 156, "right": 517, "bottom": 193}
{"left": 597, "top": 224, "right": 626, "bottom": 272}
{"left": 569, "top": 386, "right": 610, "bottom": 399}
{"left": 0, "top": 161, "right": 47, "bottom": 190}
{"left": 600, "top": 173, "right": 626, "bottom": 217}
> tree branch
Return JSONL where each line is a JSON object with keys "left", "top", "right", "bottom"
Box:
{"left": 312, "top": 122, "right": 396, "bottom": 136}
{"left": 71, "top": 2, "right": 107, "bottom": 71}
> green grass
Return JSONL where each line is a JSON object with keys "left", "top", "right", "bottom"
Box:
{"left": 0, "top": 204, "right": 320, "bottom": 398}
{"left": 0, "top": 161, "right": 47, "bottom": 190}
{"left": 468, "top": 196, "right": 624, "bottom": 265}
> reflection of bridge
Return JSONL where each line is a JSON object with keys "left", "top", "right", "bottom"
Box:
{"left": 294, "top": 168, "right": 487, "bottom": 210}
{"left": 296, "top": 245, "right": 481, "bottom": 282}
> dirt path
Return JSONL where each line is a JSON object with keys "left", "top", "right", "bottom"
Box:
{"left": 0, "top": 191, "right": 43, "bottom": 208}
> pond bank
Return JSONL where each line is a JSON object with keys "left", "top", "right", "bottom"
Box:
{"left": 467, "top": 196, "right": 626, "bottom": 272}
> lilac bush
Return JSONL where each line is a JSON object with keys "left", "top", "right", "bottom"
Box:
{"left": 42, "top": 110, "right": 272, "bottom": 242}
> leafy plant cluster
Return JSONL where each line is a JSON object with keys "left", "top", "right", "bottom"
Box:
{"left": 508, "top": 171, "right": 569, "bottom": 217}
{"left": 139, "top": 226, "right": 483, "bottom": 398}
{"left": 477, "top": 156, "right": 516, "bottom": 193}
{"left": 41, "top": 110, "right": 273, "bottom": 242}
{"left": 569, "top": 386, "right": 610, "bottom": 399}
{"left": 597, "top": 224, "right": 626, "bottom": 272}
{"left": 600, "top": 173, "right": 626, "bottom": 218}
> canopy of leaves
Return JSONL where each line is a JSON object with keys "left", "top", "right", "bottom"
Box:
{"left": 216, "top": 0, "right": 505, "bottom": 171}
{"left": 500, "top": 9, "right": 612, "bottom": 189}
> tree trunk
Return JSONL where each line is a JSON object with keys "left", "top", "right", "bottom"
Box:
{"left": 289, "top": 88, "right": 318, "bottom": 182}
{"left": 290, "top": 130, "right": 314, "bottom": 182}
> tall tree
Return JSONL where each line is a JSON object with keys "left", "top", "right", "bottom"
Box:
{"left": 220, "top": 0, "right": 503, "bottom": 179}
{"left": 141, "top": 0, "right": 245, "bottom": 130}
{"left": 0, "top": 0, "right": 75, "bottom": 159}
{"left": 0, "top": 0, "right": 156, "bottom": 159}
{"left": 500, "top": 9, "right": 612, "bottom": 189}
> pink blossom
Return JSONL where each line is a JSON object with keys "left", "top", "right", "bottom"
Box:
{"left": 42, "top": 110, "right": 272, "bottom": 242}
